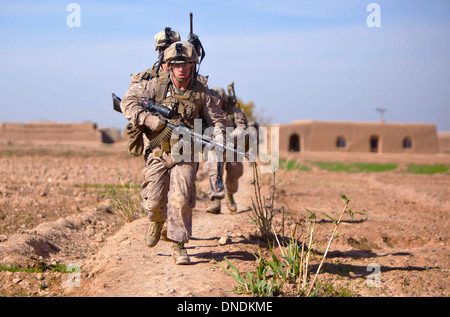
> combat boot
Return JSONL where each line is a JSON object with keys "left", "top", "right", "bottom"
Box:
{"left": 226, "top": 193, "right": 237, "bottom": 212}
{"left": 144, "top": 221, "right": 165, "bottom": 247}
{"left": 206, "top": 198, "right": 221, "bottom": 214}
{"left": 172, "top": 242, "right": 191, "bottom": 265}
{"left": 161, "top": 224, "right": 171, "bottom": 242}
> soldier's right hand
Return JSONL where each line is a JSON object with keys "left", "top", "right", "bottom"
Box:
{"left": 145, "top": 115, "right": 166, "bottom": 132}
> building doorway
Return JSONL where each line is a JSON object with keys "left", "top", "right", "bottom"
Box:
{"left": 370, "top": 135, "right": 379, "bottom": 153}
{"left": 336, "top": 136, "right": 346, "bottom": 149}
{"left": 289, "top": 134, "right": 300, "bottom": 152}
{"left": 403, "top": 137, "right": 412, "bottom": 149}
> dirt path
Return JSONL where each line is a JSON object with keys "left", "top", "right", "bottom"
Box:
{"left": 66, "top": 163, "right": 257, "bottom": 297}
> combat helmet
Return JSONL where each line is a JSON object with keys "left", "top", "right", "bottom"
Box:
{"left": 154, "top": 27, "right": 181, "bottom": 51}
{"left": 210, "top": 87, "right": 226, "bottom": 100}
{"left": 164, "top": 41, "right": 199, "bottom": 65}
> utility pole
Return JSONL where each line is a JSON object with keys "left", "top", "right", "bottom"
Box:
{"left": 376, "top": 107, "right": 387, "bottom": 122}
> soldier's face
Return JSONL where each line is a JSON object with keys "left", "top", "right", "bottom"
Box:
{"left": 171, "top": 63, "right": 194, "bottom": 82}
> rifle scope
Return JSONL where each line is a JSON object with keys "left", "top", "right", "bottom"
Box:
{"left": 143, "top": 100, "right": 174, "bottom": 119}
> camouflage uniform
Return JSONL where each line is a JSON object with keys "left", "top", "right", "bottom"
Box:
{"left": 204, "top": 87, "right": 248, "bottom": 213}
{"left": 121, "top": 41, "right": 226, "bottom": 263}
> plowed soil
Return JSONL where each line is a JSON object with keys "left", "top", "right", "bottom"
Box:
{"left": 0, "top": 143, "right": 448, "bottom": 297}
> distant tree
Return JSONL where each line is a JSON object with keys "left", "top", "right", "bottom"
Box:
{"left": 237, "top": 98, "right": 272, "bottom": 126}
{"left": 237, "top": 98, "right": 254, "bottom": 120}
{"left": 227, "top": 81, "right": 272, "bottom": 126}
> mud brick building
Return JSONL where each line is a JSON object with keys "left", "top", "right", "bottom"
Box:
{"left": 0, "top": 122, "right": 106, "bottom": 145}
{"left": 275, "top": 120, "right": 440, "bottom": 154}
{"left": 438, "top": 132, "right": 450, "bottom": 153}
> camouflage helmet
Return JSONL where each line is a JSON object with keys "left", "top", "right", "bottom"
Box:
{"left": 210, "top": 87, "right": 226, "bottom": 100}
{"left": 154, "top": 27, "right": 181, "bottom": 51}
{"left": 164, "top": 41, "right": 199, "bottom": 65}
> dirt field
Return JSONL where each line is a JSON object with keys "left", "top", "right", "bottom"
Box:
{"left": 0, "top": 143, "right": 448, "bottom": 298}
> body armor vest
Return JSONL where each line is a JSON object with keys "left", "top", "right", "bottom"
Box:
{"left": 155, "top": 73, "right": 207, "bottom": 129}
{"left": 146, "top": 73, "right": 208, "bottom": 157}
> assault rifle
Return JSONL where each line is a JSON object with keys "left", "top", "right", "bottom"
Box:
{"left": 154, "top": 49, "right": 164, "bottom": 75}
{"left": 112, "top": 93, "right": 249, "bottom": 189}
{"left": 112, "top": 93, "right": 248, "bottom": 159}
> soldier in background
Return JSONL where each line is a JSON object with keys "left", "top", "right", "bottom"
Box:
{"left": 204, "top": 86, "right": 248, "bottom": 214}
{"left": 139, "top": 27, "right": 181, "bottom": 81}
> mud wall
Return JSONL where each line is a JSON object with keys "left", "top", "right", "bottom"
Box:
{"left": 277, "top": 120, "right": 439, "bottom": 154}
{"left": 437, "top": 132, "right": 450, "bottom": 153}
{"left": 0, "top": 122, "right": 104, "bottom": 145}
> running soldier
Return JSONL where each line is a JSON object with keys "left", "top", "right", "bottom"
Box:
{"left": 205, "top": 86, "right": 248, "bottom": 214}
{"left": 120, "top": 41, "right": 226, "bottom": 265}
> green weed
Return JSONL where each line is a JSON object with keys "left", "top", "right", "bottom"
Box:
{"left": 220, "top": 191, "right": 359, "bottom": 297}
{"left": 106, "top": 172, "right": 144, "bottom": 222}
{"left": 406, "top": 164, "right": 449, "bottom": 174}
{"left": 312, "top": 280, "right": 354, "bottom": 297}
{"left": 279, "top": 158, "right": 450, "bottom": 175}
{"left": 279, "top": 159, "right": 310, "bottom": 171}
{"left": 312, "top": 162, "right": 397, "bottom": 173}
{"left": 216, "top": 255, "right": 284, "bottom": 297}
{"left": 249, "top": 163, "right": 277, "bottom": 241}
{"left": 0, "top": 263, "right": 74, "bottom": 274}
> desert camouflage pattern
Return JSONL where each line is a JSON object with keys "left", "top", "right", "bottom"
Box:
{"left": 163, "top": 41, "right": 199, "bottom": 64}
{"left": 154, "top": 29, "right": 180, "bottom": 51}
{"left": 141, "top": 156, "right": 198, "bottom": 243}
{"left": 121, "top": 73, "right": 226, "bottom": 244}
{"left": 204, "top": 155, "right": 244, "bottom": 199}
{"left": 204, "top": 100, "right": 248, "bottom": 199}
{"left": 121, "top": 72, "right": 225, "bottom": 150}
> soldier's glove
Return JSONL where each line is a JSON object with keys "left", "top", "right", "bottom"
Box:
{"left": 145, "top": 114, "right": 166, "bottom": 132}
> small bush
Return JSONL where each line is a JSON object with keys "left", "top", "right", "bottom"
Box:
{"left": 249, "top": 163, "right": 277, "bottom": 241}
{"left": 106, "top": 173, "right": 143, "bottom": 222}
{"left": 220, "top": 188, "right": 361, "bottom": 297}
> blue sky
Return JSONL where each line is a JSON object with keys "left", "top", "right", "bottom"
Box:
{"left": 1, "top": 0, "right": 449, "bottom": 131}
